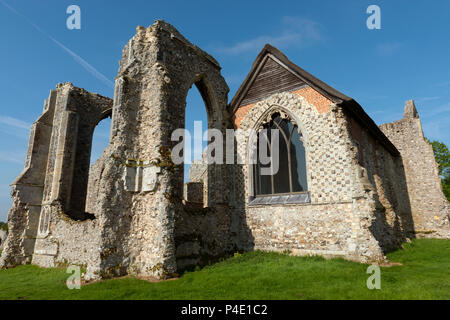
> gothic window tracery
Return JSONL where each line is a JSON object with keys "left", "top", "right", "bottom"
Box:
{"left": 253, "top": 111, "right": 308, "bottom": 196}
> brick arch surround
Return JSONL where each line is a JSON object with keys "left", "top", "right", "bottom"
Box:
{"left": 240, "top": 103, "right": 312, "bottom": 200}
{"left": 237, "top": 91, "right": 354, "bottom": 204}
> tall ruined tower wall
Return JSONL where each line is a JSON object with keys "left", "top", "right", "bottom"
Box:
{"left": 0, "top": 83, "right": 113, "bottom": 269}
{"left": 346, "top": 113, "right": 414, "bottom": 251}
{"left": 0, "top": 89, "right": 57, "bottom": 266}
{"left": 379, "top": 101, "right": 450, "bottom": 237}
{"left": 89, "top": 21, "right": 232, "bottom": 279}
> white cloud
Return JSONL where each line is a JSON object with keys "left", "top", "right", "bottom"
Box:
{"left": 422, "top": 116, "right": 450, "bottom": 142}
{"left": 416, "top": 96, "right": 441, "bottom": 103}
{"left": 376, "top": 42, "right": 403, "bottom": 56}
{"left": 0, "top": 151, "right": 25, "bottom": 165}
{"left": 0, "top": 115, "right": 30, "bottom": 130}
{"left": 422, "top": 102, "right": 450, "bottom": 118}
{"left": 434, "top": 81, "right": 450, "bottom": 87}
{"left": 373, "top": 112, "right": 403, "bottom": 125}
{"left": 223, "top": 73, "right": 246, "bottom": 87}
{"left": 214, "top": 17, "right": 323, "bottom": 55}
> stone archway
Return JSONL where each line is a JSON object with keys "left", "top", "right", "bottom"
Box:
{"left": 92, "top": 21, "right": 232, "bottom": 279}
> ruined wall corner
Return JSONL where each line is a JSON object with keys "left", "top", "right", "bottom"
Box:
{"left": 379, "top": 100, "right": 450, "bottom": 238}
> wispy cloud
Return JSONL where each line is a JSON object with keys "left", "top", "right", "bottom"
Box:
{"left": 376, "top": 42, "right": 403, "bottom": 56}
{"left": 422, "top": 115, "right": 450, "bottom": 142}
{"left": 0, "top": 127, "right": 29, "bottom": 140}
{"left": 0, "top": 115, "right": 31, "bottom": 140}
{"left": 222, "top": 73, "right": 247, "bottom": 87}
{"left": 0, "top": 0, "right": 114, "bottom": 88}
{"left": 361, "top": 94, "right": 389, "bottom": 101}
{"left": 214, "top": 16, "right": 323, "bottom": 55}
{"left": 434, "top": 81, "right": 450, "bottom": 87}
{"left": 416, "top": 96, "right": 441, "bottom": 103}
{"left": 0, "top": 151, "right": 25, "bottom": 165}
{"left": 422, "top": 102, "right": 450, "bottom": 118}
{"left": 372, "top": 111, "right": 403, "bottom": 125}
{"left": 0, "top": 115, "right": 30, "bottom": 130}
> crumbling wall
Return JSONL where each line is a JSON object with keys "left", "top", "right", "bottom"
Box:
{"left": 0, "top": 230, "right": 7, "bottom": 252}
{"left": 1, "top": 83, "right": 113, "bottom": 270}
{"left": 0, "top": 90, "right": 57, "bottom": 267}
{"left": 85, "top": 20, "right": 232, "bottom": 280}
{"left": 183, "top": 157, "right": 207, "bottom": 205}
{"left": 31, "top": 84, "right": 112, "bottom": 269}
{"left": 175, "top": 205, "right": 233, "bottom": 270}
{"left": 347, "top": 114, "right": 413, "bottom": 253}
{"left": 379, "top": 100, "right": 450, "bottom": 237}
{"left": 177, "top": 159, "right": 234, "bottom": 270}
{"left": 85, "top": 157, "right": 106, "bottom": 214}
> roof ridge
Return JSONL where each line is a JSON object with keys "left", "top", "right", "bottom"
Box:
{"left": 228, "top": 44, "right": 399, "bottom": 156}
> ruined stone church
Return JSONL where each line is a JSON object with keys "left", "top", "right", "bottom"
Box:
{"left": 1, "top": 21, "right": 449, "bottom": 280}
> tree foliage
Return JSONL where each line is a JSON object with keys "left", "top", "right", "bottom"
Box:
{"left": 428, "top": 139, "right": 450, "bottom": 201}
{"left": 0, "top": 222, "right": 7, "bottom": 232}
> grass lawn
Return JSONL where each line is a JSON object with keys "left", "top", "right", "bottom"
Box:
{"left": 0, "top": 239, "right": 449, "bottom": 300}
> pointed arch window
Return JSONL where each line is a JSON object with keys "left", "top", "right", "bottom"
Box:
{"left": 251, "top": 112, "right": 309, "bottom": 204}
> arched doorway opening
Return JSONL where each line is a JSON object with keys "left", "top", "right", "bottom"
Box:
{"left": 85, "top": 115, "right": 112, "bottom": 215}
{"left": 182, "top": 81, "right": 209, "bottom": 207}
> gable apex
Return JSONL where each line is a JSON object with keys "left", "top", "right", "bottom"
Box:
{"left": 229, "top": 44, "right": 400, "bottom": 157}
{"left": 237, "top": 55, "right": 307, "bottom": 107}
{"left": 229, "top": 44, "right": 353, "bottom": 112}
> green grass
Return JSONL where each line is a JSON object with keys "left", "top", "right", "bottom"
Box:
{"left": 0, "top": 239, "right": 449, "bottom": 300}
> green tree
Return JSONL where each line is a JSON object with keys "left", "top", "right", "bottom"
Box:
{"left": 0, "top": 222, "right": 7, "bottom": 232}
{"left": 428, "top": 139, "right": 450, "bottom": 201}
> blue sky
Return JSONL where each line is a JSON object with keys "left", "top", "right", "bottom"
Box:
{"left": 1, "top": 0, "right": 449, "bottom": 221}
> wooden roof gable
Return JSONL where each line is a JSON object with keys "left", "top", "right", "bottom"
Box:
{"left": 229, "top": 44, "right": 354, "bottom": 112}
{"left": 228, "top": 44, "right": 400, "bottom": 156}
{"left": 237, "top": 55, "right": 307, "bottom": 107}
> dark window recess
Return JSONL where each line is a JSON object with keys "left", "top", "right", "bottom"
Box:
{"left": 252, "top": 113, "right": 309, "bottom": 204}
{"left": 355, "top": 141, "right": 364, "bottom": 166}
